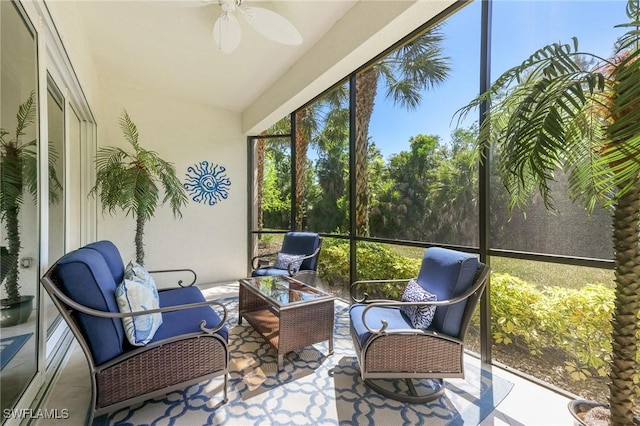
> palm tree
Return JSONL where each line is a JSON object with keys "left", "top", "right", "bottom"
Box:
{"left": 1, "top": 91, "right": 62, "bottom": 303}
{"left": 90, "top": 110, "right": 187, "bottom": 265}
{"left": 456, "top": 2, "right": 640, "bottom": 423}
{"left": 355, "top": 27, "right": 450, "bottom": 236}
{"left": 294, "top": 106, "right": 318, "bottom": 229}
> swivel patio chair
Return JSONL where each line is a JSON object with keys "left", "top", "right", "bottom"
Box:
{"left": 40, "top": 240, "right": 229, "bottom": 425}
{"left": 251, "top": 232, "right": 322, "bottom": 277}
{"left": 349, "top": 247, "right": 490, "bottom": 403}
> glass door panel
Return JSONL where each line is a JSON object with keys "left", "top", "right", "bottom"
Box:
{"left": 46, "top": 82, "right": 64, "bottom": 336}
{"left": 67, "top": 106, "right": 82, "bottom": 251}
{"left": 0, "top": 0, "right": 39, "bottom": 414}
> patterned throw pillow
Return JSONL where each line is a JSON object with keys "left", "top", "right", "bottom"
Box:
{"left": 274, "top": 252, "right": 304, "bottom": 273}
{"left": 116, "top": 262, "right": 163, "bottom": 346}
{"left": 399, "top": 278, "right": 437, "bottom": 330}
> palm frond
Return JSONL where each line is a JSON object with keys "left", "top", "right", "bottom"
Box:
{"left": 155, "top": 157, "right": 188, "bottom": 218}
{"left": 94, "top": 162, "right": 134, "bottom": 215}
{"left": 119, "top": 110, "right": 140, "bottom": 149}
{"left": 94, "top": 146, "right": 130, "bottom": 171}
{"left": 465, "top": 40, "right": 611, "bottom": 211}
{"left": 15, "top": 91, "right": 36, "bottom": 139}
{"left": 455, "top": 38, "right": 611, "bottom": 127}
{"left": 598, "top": 44, "right": 640, "bottom": 197}
{"left": 21, "top": 145, "right": 38, "bottom": 204}
{"left": 132, "top": 168, "right": 159, "bottom": 222}
{"left": 47, "top": 141, "right": 63, "bottom": 204}
{"left": 378, "top": 25, "right": 451, "bottom": 111}
{"left": 0, "top": 153, "right": 25, "bottom": 218}
{"left": 385, "top": 78, "right": 422, "bottom": 110}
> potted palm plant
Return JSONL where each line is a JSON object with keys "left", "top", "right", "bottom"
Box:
{"left": 90, "top": 110, "right": 188, "bottom": 265}
{"left": 1, "top": 91, "right": 62, "bottom": 326}
{"left": 456, "top": 1, "right": 640, "bottom": 424}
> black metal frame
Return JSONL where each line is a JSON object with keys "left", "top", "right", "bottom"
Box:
{"left": 246, "top": 0, "right": 615, "bottom": 379}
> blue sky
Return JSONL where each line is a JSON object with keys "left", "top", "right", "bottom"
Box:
{"left": 368, "top": 0, "right": 627, "bottom": 160}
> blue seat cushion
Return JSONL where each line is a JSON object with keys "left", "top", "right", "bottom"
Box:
{"left": 251, "top": 267, "right": 289, "bottom": 277}
{"left": 349, "top": 303, "right": 413, "bottom": 349}
{"left": 152, "top": 287, "right": 228, "bottom": 343}
{"left": 416, "top": 247, "right": 480, "bottom": 337}
{"left": 84, "top": 240, "right": 125, "bottom": 284}
{"left": 55, "top": 248, "right": 125, "bottom": 365}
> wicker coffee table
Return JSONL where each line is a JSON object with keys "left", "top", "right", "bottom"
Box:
{"left": 238, "top": 275, "right": 335, "bottom": 371}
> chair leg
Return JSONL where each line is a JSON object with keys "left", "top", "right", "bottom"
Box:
{"left": 364, "top": 378, "right": 445, "bottom": 403}
{"left": 223, "top": 372, "right": 229, "bottom": 403}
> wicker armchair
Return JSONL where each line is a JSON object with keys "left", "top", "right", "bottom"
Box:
{"left": 41, "top": 241, "right": 229, "bottom": 424}
{"left": 349, "top": 247, "right": 490, "bottom": 403}
{"left": 251, "top": 232, "right": 322, "bottom": 277}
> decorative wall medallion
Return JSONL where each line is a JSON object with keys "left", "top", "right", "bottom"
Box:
{"left": 184, "top": 161, "right": 231, "bottom": 206}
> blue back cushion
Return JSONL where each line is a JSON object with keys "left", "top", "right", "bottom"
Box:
{"left": 281, "top": 232, "right": 320, "bottom": 270}
{"left": 84, "top": 240, "right": 125, "bottom": 284}
{"left": 416, "top": 247, "right": 479, "bottom": 337}
{"left": 55, "top": 248, "right": 125, "bottom": 364}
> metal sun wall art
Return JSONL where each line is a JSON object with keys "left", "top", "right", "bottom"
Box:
{"left": 184, "top": 161, "right": 231, "bottom": 206}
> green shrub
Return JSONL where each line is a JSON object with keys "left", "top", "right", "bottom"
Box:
{"left": 488, "top": 273, "right": 618, "bottom": 382}
{"left": 318, "top": 240, "right": 421, "bottom": 299}
{"left": 488, "top": 273, "right": 546, "bottom": 354}
{"left": 542, "top": 283, "right": 614, "bottom": 380}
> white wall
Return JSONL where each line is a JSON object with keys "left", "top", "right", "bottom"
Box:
{"left": 95, "top": 79, "right": 247, "bottom": 285}
{"left": 43, "top": 0, "right": 101, "bottom": 120}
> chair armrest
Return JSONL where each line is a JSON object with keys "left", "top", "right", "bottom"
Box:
{"left": 46, "top": 280, "right": 228, "bottom": 335}
{"left": 148, "top": 268, "right": 197, "bottom": 287}
{"left": 286, "top": 246, "right": 321, "bottom": 275}
{"left": 251, "top": 252, "right": 279, "bottom": 269}
{"left": 357, "top": 265, "right": 490, "bottom": 334}
{"left": 350, "top": 278, "right": 412, "bottom": 303}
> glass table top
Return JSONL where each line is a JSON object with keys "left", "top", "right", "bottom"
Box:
{"left": 241, "top": 275, "right": 333, "bottom": 306}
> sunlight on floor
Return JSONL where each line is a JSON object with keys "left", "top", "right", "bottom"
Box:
{"left": 35, "top": 281, "right": 575, "bottom": 426}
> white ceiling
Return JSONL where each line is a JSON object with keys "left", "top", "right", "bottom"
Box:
{"left": 46, "top": 0, "right": 457, "bottom": 133}
{"left": 67, "top": 0, "right": 358, "bottom": 113}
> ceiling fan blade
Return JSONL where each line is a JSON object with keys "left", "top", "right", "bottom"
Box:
{"left": 240, "top": 6, "right": 303, "bottom": 46}
{"left": 213, "top": 12, "right": 242, "bottom": 54}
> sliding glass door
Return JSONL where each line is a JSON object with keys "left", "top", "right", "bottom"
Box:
{"left": 0, "top": 0, "right": 39, "bottom": 414}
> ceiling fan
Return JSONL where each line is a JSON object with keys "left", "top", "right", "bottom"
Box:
{"left": 195, "top": 0, "right": 304, "bottom": 54}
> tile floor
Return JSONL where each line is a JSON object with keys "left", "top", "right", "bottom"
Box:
{"left": 33, "top": 282, "right": 577, "bottom": 426}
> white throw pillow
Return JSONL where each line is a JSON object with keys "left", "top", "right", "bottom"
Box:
{"left": 116, "top": 262, "right": 162, "bottom": 346}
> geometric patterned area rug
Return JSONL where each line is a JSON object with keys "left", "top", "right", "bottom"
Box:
{"left": 99, "top": 298, "right": 512, "bottom": 426}
{"left": 0, "top": 333, "right": 32, "bottom": 370}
